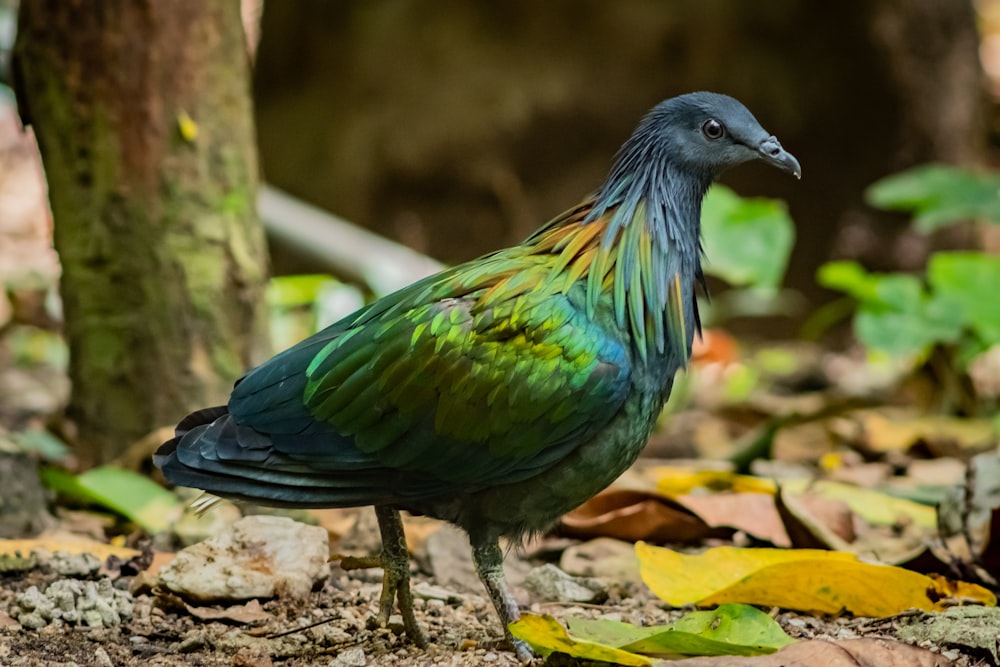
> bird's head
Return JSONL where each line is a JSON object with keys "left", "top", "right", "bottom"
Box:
{"left": 638, "top": 91, "right": 801, "bottom": 181}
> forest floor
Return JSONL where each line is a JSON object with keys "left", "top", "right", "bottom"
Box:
{"left": 0, "top": 538, "right": 985, "bottom": 667}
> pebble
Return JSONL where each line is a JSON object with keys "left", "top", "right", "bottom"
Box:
{"left": 13, "top": 578, "right": 132, "bottom": 628}
{"left": 329, "top": 646, "right": 366, "bottom": 666}
{"left": 522, "top": 563, "right": 608, "bottom": 604}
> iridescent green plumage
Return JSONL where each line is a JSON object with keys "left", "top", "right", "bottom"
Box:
{"left": 155, "top": 92, "right": 800, "bottom": 659}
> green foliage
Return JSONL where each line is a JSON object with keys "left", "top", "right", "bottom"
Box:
{"left": 820, "top": 163, "right": 1000, "bottom": 364}
{"left": 817, "top": 260, "right": 962, "bottom": 359}
{"left": 267, "top": 274, "right": 363, "bottom": 350}
{"left": 866, "top": 164, "right": 1000, "bottom": 233}
{"left": 40, "top": 465, "right": 181, "bottom": 533}
{"left": 701, "top": 185, "right": 795, "bottom": 289}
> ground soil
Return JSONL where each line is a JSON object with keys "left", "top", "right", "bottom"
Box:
{"left": 0, "top": 552, "right": 985, "bottom": 667}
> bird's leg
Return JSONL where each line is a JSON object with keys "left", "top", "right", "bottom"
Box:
{"left": 373, "top": 505, "right": 427, "bottom": 648}
{"left": 469, "top": 530, "right": 532, "bottom": 662}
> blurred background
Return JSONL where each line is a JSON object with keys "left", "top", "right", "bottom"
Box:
{"left": 3, "top": 0, "right": 1000, "bottom": 463}
{"left": 250, "top": 0, "right": 991, "bottom": 316}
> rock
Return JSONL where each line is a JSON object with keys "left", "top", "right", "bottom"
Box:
{"left": 424, "top": 524, "right": 481, "bottom": 594}
{"left": 158, "top": 515, "right": 330, "bottom": 602}
{"left": 13, "top": 578, "right": 133, "bottom": 628}
{"left": 560, "top": 537, "right": 642, "bottom": 584}
{"left": 49, "top": 551, "right": 102, "bottom": 577}
{"left": 412, "top": 581, "right": 463, "bottom": 604}
{"left": 522, "top": 563, "right": 607, "bottom": 604}
{"left": 329, "top": 646, "right": 366, "bottom": 667}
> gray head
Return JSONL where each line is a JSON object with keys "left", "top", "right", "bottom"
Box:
{"left": 609, "top": 91, "right": 801, "bottom": 187}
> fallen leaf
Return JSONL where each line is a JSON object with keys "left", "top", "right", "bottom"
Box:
{"left": 0, "top": 532, "right": 139, "bottom": 561}
{"left": 509, "top": 614, "right": 653, "bottom": 666}
{"left": 834, "top": 409, "right": 997, "bottom": 457}
{"left": 775, "top": 488, "right": 854, "bottom": 550}
{"left": 677, "top": 493, "right": 790, "bottom": 546}
{"left": 782, "top": 479, "right": 936, "bottom": 529}
{"left": 570, "top": 604, "right": 793, "bottom": 657}
{"left": 0, "top": 609, "right": 20, "bottom": 629}
{"left": 40, "top": 465, "right": 182, "bottom": 533}
{"left": 637, "top": 542, "right": 995, "bottom": 616}
{"left": 510, "top": 605, "right": 793, "bottom": 664}
{"left": 652, "top": 467, "right": 777, "bottom": 497}
{"left": 661, "top": 637, "right": 950, "bottom": 666}
{"left": 562, "top": 489, "right": 723, "bottom": 543}
{"left": 185, "top": 599, "right": 272, "bottom": 625}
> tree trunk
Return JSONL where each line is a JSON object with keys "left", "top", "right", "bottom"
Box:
{"left": 14, "top": 0, "right": 269, "bottom": 467}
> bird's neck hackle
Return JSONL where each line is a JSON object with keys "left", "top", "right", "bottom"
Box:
{"left": 583, "top": 134, "right": 710, "bottom": 368}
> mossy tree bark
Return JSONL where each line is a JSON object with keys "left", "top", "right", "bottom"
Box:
{"left": 14, "top": 0, "right": 269, "bottom": 466}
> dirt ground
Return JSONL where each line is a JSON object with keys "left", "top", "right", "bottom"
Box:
{"left": 0, "top": 551, "right": 987, "bottom": 667}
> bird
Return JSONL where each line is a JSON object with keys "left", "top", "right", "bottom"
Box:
{"left": 155, "top": 91, "right": 800, "bottom": 660}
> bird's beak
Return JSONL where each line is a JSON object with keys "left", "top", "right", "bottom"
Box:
{"left": 757, "top": 136, "right": 801, "bottom": 179}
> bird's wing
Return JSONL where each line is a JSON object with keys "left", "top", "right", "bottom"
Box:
{"left": 226, "top": 251, "right": 631, "bottom": 493}
{"left": 328, "top": 285, "right": 625, "bottom": 472}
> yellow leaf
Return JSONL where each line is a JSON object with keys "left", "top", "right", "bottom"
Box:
{"left": 177, "top": 110, "right": 199, "bottom": 142}
{"left": 783, "top": 479, "right": 936, "bottom": 529}
{"left": 652, "top": 466, "right": 777, "bottom": 497}
{"left": 637, "top": 543, "right": 995, "bottom": 616}
{"left": 509, "top": 614, "right": 653, "bottom": 666}
{"left": 0, "top": 533, "right": 139, "bottom": 562}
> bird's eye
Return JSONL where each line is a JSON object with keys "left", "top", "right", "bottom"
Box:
{"left": 701, "top": 119, "right": 725, "bottom": 140}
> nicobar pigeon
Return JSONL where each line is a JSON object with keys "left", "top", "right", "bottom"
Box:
{"left": 155, "top": 92, "right": 800, "bottom": 660}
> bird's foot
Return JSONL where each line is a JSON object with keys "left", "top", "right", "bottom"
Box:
{"left": 470, "top": 533, "right": 535, "bottom": 663}
{"left": 370, "top": 506, "right": 428, "bottom": 648}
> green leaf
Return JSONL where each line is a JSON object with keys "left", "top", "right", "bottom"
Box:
{"left": 818, "top": 261, "right": 963, "bottom": 358}
{"left": 565, "top": 604, "right": 793, "bottom": 658}
{"left": 10, "top": 429, "right": 71, "bottom": 461}
{"left": 817, "top": 260, "right": 880, "bottom": 303}
{"left": 41, "top": 466, "right": 181, "bottom": 534}
{"left": 701, "top": 185, "right": 795, "bottom": 289}
{"left": 510, "top": 607, "right": 793, "bottom": 664}
{"left": 928, "top": 252, "right": 1000, "bottom": 345}
{"left": 626, "top": 604, "right": 794, "bottom": 656}
{"left": 266, "top": 274, "right": 339, "bottom": 308}
{"left": 866, "top": 164, "right": 1000, "bottom": 232}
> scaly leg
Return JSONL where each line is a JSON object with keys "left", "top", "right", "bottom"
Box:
{"left": 374, "top": 506, "right": 427, "bottom": 647}
{"left": 342, "top": 506, "right": 427, "bottom": 648}
{"left": 469, "top": 530, "right": 532, "bottom": 662}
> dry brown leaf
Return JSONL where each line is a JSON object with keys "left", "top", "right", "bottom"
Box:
{"left": 678, "top": 493, "right": 789, "bottom": 546}
{"left": 0, "top": 609, "right": 20, "bottom": 629}
{"left": 833, "top": 409, "right": 997, "bottom": 457}
{"left": 656, "top": 638, "right": 950, "bottom": 666}
{"left": 184, "top": 599, "right": 272, "bottom": 625}
{"left": 776, "top": 488, "right": 855, "bottom": 550}
{"left": 561, "top": 489, "right": 723, "bottom": 543}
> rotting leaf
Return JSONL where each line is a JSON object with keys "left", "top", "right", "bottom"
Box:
{"left": 637, "top": 542, "right": 996, "bottom": 616}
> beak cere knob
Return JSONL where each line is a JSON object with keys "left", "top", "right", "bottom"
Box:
{"left": 758, "top": 135, "right": 801, "bottom": 179}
